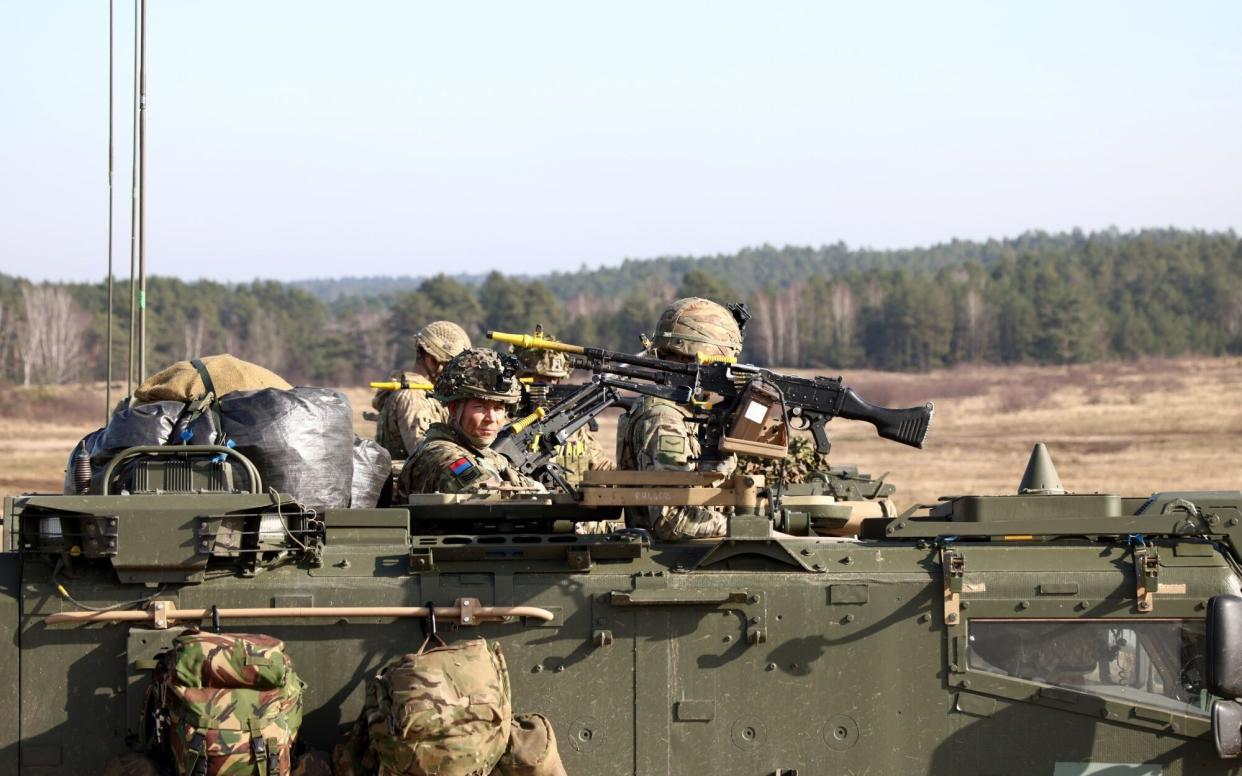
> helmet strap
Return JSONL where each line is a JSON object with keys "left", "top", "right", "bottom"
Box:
{"left": 419, "top": 351, "right": 443, "bottom": 382}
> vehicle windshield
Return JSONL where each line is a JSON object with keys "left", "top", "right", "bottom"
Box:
{"left": 968, "top": 619, "right": 1208, "bottom": 716}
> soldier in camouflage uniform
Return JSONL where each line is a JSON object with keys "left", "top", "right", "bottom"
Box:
{"left": 513, "top": 326, "right": 620, "bottom": 534}
{"left": 396, "top": 348, "right": 545, "bottom": 500}
{"left": 372, "top": 321, "right": 471, "bottom": 461}
{"left": 512, "top": 325, "right": 615, "bottom": 486}
{"left": 616, "top": 297, "right": 743, "bottom": 540}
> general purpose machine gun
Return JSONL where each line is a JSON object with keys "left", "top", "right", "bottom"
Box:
{"left": 492, "top": 375, "right": 624, "bottom": 492}
{"left": 489, "top": 330, "right": 934, "bottom": 463}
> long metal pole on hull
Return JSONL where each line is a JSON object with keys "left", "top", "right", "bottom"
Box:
{"left": 126, "top": 0, "right": 140, "bottom": 399}
{"left": 106, "top": 0, "right": 115, "bottom": 422}
{"left": 136, "top": 0, "right": 148, "bottom": 386}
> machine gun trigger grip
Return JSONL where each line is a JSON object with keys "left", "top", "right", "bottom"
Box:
{"left": 810, "top": 417, "right": 832, "bottom": 457}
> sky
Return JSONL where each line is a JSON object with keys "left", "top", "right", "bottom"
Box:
{"left": 1, "top": 1, "right": 1239, "bottom": 283}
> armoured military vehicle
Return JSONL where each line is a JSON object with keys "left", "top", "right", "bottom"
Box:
{"left": 5, "top": 351, "right": 1242, "bottom": 774}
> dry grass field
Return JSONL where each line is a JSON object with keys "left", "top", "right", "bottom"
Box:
{"left": 4, "top": 356, "right": 1242, "bottom": 509}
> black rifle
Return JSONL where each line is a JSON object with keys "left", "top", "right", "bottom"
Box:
{"left": 490, "top": 331, "right": 933, "bottom": 459}
{"left": 493, "top": 376, "right": 623, "bottom": 493}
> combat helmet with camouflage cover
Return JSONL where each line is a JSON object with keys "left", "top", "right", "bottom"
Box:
{"left": 511, "top": 325, "right": 571, "bottom": 379}
{"left": 434, "top": 348, "right": 523, "bottom": 405}
{"left": 415, "top": 321, "right": 472, "bottom": 364}
{"left": 649, "top": 297, "right": 743, "bottom": 359}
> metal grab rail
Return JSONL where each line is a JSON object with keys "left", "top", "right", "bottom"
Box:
{"left": 46, "top": 597, "right": 554, "bottom": 628}
{"left": 100, "top": 445, "right": 263, "bottom": 495}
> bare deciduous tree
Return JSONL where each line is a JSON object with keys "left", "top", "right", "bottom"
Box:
{"left": 18, "top": 285, "right": 88, "bottom": 385}
{"left": 183, "top": 316, "right": 206, "bottom": 359}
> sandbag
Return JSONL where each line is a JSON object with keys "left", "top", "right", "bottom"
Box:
{"left": 365, "top": 639, "right": 512, "bottom": 776}
{"left": 217, "top": 387, "right": 354, "bottom": 511}
{"left": 135, "top": 354, "right": 291, "bottom": 404}
{"left": 351, "top": 437, "right": 392, "bottom": 508}
{"left": 492, "top": 714, "right": 567, "bottom": 776}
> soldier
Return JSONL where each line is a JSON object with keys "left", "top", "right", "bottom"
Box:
{"left": 396, "top": 348, "right": 545, "bottom": 499}
{"left": 616, "top": 297, "right": 743, "bottom": 540}
{"left": 512, "top": 325, "right": 615, "bottom": 487}
{"left": 372, "top": 321, "right": 471, "bottom": 460}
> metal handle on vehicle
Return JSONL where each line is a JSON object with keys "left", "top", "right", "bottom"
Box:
{"left": 100, "top": 445, "right": 263, "bottom": 495}
{"left": 609, "top": 590, "right": 750, "bottom": 606}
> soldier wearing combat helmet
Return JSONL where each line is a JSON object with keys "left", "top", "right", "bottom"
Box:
{"left": 372, "top": 321, "right": 471, "bottom": 460}
{"left": 512, "top": 325, "right": 615, "bottom": 487}
{"left": 617, "top": 297, "right": 743, "bottom": 540}
{"left": 396, "top": 348, "right": 544, "bottom": 499}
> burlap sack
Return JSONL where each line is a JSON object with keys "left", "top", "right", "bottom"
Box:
{"left": 135, "top": 354, "right": 291, "bottom": 404}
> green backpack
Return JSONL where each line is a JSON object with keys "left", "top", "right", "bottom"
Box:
{"left": 147, "top": 631, "right": 305, "bottom": 776}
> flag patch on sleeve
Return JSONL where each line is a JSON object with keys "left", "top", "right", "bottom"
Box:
{"left": 448, "top": 456, "right": 482, "bottom": 483}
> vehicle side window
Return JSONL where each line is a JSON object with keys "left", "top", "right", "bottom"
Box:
{"left": 968, "top": 619, "right": 1208, "bottom": 716}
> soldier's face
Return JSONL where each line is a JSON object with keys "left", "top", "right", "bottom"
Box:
{"left": 454, "top": 398, "right": 509, "bottom": 446}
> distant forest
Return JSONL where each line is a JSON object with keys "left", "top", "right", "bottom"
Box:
{"left": 1, "top": 228, "right": 1239, "bottom": 386}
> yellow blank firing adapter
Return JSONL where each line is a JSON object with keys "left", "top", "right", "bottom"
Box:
{"left": 369, "top": 380, "right": 434, "bottom": 391}
{"left": 488, "top": 331, "right": 584, "bottom": 355}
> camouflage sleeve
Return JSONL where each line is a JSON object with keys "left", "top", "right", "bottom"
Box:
{"left": 389, "top": 390, "right": 446, "bottom": 454}
{"left": 627, "top": 404, "right": 728, "bottom": 541}
{"left": 398, "top": 442, "right": 507, "bottom": 496}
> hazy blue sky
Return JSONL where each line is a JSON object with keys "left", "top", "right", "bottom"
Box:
{"left": 1, "top": 1, "right": 1239, "bottom": 283}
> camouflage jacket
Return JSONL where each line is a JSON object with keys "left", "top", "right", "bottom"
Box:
{"left": 616, "top": 395, "right": 732, "bottom": 540}
{"left": 372, "top": 370, "right": 449, "bottom": 460}
{"left": 396, "top": 423, "right": 545, "bottom": 500}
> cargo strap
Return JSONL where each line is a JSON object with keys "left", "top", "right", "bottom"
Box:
{"left": 1129, "top": 534, "right": 1159, "bottom": 612}
{"left": 248, "top": 719, "right": 279, "bottom": 776}
{"left": 191, "top": 358, "right": 218, "bottom": 398}
{"left": 941, "top": 545, "right": 964, "bottom": 626}
{"left": 180, "top": 358, "right": 226, "bottom": 448}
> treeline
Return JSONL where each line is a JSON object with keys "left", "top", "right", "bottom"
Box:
{"left": 1, "top": 228, "right": 1239, "bottom": 385}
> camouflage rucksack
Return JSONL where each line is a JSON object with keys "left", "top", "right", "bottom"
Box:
{"left": 337, "top": 637, "right": 512, "bottom": 776}
{"left": 491, "top": 713, "right": 567, "bottom": 776}
{"left": 147, "top": 631, "right": 305, "bottom": 776}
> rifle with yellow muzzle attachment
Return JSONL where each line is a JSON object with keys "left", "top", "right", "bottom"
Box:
{"left": 370, "top": 377, "right": 537, "bottom": 391}
{"left": 489, "top": 330, "right": 934, "bottom": 463}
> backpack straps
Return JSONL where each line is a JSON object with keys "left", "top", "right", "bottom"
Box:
{"left": 188, "top": 731, "right": 208, "bottom": 776}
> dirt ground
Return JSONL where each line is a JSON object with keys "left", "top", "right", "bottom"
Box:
{"left": 4, "top": 356, "right": 1241, "bottom": 509}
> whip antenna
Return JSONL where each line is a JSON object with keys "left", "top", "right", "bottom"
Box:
{"left": 105, "top": 0, "right": 115, "bottom": 421}
{"left": 136, "top": 0, "right": 148, "bottom": 385}
{"left": 126, "top": 0, "right": 140, "bottom": 398}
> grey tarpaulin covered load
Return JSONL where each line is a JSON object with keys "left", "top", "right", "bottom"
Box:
{"left": 350, "top": 437, "right": 392, "bottom": 508}
{"left": 217, "top": 387, "right": 355, "bottom": 511}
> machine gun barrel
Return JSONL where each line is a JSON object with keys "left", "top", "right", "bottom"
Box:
{"left": 489, "top": 330, "right": 934, "bottom": 451}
